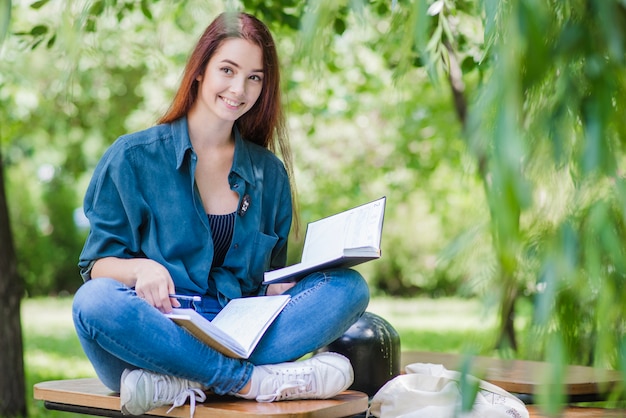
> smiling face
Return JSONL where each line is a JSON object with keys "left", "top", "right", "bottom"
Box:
{"left": 193, "top": 37, "right": 264, "bottom": 126}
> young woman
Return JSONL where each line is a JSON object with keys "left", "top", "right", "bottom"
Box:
{"left": 72, "top": 11, "right": 370, "bottom": 416}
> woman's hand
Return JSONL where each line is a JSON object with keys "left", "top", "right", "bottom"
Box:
{"left": 266, "top": 282, "right": 296, "bottom": 296}
{"left": 133, "top": 259, "right": 181, "bottom": 313}
{"left": 92, "top": 257, "right": 180, "bottom": 313}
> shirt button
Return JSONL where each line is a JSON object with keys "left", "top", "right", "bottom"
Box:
{"left": 234, "top": 244, "right": 239, "bottom": 249}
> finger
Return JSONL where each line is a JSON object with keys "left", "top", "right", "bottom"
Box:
{"left": 168, "top": 282, "right": 181, "bottom": 309}
{"left": 148, "top": 292, "right": 169, "bottom": 313}
{"left": 153, "top": 287, "right": 175, "bottom": 313}
{"left": 169, "top": 296, "right": 181, "bottom": 308}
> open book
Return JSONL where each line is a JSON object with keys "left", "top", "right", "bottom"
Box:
{"left": 263, "top": 196, "right": 386, "bottom": 284}
{"left": 164, "top": 294, "right": 290, "bottom": 359}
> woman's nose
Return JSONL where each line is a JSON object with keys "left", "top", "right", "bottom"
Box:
{"left": 230, "top": 76, "right": 246, "bottom": 96}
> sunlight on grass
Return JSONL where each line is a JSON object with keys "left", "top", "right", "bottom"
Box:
{"left": 22, "top": 297, "right": 95, "bottom": 380}
{"left": 367, "top": 296, "right": 499, "bottom": 354}
{"left": 26, "top": 351, "right": 94, "bottom": 379}
{"left": 22, "top": 297, "right": 75, "bottom": 333}
{"left": 22, "top": 297, "right": 96, "bottom": 418}
{"left": 368, "top": 296, "right": 496, "bottom": 331}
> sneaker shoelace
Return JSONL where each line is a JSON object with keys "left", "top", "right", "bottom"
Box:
{"left": 152, "top": 374, "right": 207, "bottom": 417}
{"left": 256, "top": 367, "right": 317, "bottom": 402}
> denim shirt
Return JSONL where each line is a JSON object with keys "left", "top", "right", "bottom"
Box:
{"left": 78, "top": 117, "right": 292, "bottom": 305}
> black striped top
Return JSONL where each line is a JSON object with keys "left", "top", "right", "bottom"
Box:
{"left": 208, "top": 212, "right": 235, "bottom": 267}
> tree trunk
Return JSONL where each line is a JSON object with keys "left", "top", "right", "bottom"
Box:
{"left": 0, "top": 150, "right": 27, "bottom": 417}
{"left": 496, "top": 280, "right": 518, "bottom": 351}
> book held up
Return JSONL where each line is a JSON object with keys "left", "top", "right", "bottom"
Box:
{"left": 263, "top": 196, "right": 386, "bottom": 284}
{"left": 165, "top": 294, "right": 290, "bottom": 359}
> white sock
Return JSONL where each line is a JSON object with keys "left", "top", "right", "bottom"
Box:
{"left": 236, "top": 366, "right": 270, "bottom": 400}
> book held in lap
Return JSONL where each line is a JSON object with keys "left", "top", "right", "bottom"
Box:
{"left": 165, "top": 294, "right": 290, "bottom": 359}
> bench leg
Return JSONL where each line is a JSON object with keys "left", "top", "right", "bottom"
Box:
{"left": 44, "top": 401, "right": 153, "bottom": 418}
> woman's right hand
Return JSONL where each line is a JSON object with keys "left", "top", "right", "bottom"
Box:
{"left": 92, "top": 257, "right": 180, "bottom": 313}
{"left": 133, "top": 259, "right": 181, "bottom": 313}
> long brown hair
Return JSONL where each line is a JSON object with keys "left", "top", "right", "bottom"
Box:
{"left": 159, "top": 11, "right": 299, "bottom": 234}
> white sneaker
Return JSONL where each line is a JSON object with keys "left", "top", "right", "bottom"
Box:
{"left": 255, "top": 352, "right": 354, "bottom": 402}
{"left": 120, "top": 368, "right": 206, "bottom": 416}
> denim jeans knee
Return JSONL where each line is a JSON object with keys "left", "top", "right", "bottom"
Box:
{"left": 248, "top": 268, "right": 369, "bottom": 364}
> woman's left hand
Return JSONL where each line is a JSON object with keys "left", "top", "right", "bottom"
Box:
{"left": 266, "top": 282, "right": 296, "bottom": 295}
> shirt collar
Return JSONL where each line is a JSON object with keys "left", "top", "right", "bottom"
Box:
{"left": 173, "top": 117, "right": 193, "bottom": 170}
{"left": 172, "top": 117, "right": 256, "bottom": 186}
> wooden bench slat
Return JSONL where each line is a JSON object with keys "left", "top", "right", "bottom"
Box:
{"left": 528, "top": 405, "right": 626, "bottom": 417}
{"left": 401, "top": 351, "right": 622, "bottom": 398}
{"left": 34, "top": 378, "right": 369, "bottom": 418}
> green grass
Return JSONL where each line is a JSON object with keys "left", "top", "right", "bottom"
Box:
{"left": 368, "top": 296, "right": 501, "bottom": 354}
{"left": 22, "top": 297, "right": 96, "bottom": 418}
{"left": 21, "top": 295, "right": 501, "bottom": 417}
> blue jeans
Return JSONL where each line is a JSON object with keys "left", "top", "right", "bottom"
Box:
{"left": 72, "top": 268, "right": 369, "bottom": 395}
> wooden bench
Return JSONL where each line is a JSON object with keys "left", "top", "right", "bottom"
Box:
{"left": 34, "top": 351, "right": 624, "bottom": 417}
{"left": 34, "top": 377, "right": 626, "bottom": 418}
{"left": 401, "top": 351, "right": 623, "bottom": 403}
{"left": 527, "top": 406, "right": 626, "bottom": 417}
{"left": 33, "top": 378, "right": 369, "bottom": 418}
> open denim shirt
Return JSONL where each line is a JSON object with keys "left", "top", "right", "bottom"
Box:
{"left": 78, "top": 117, "right": 292, "bottom": 306}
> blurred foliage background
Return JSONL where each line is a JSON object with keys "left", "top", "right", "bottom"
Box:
{"left": 2, "top": 0, "right": 626, "bottom": 378}
{"left": 1, "top": 0, "right": 478, "bottom": 299}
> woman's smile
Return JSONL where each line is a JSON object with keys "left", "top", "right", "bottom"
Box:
{"left": 220, "top": 95, "right": 243, "bottom": 109}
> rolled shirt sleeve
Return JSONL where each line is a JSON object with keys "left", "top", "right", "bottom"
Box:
{"left": 79, "top": 141, "right": 147, "bottom": 280}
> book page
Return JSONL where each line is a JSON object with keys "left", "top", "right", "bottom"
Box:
{"left": 343, "top": 198, "right": 385, "bottom": 250}
{"left": 166, "top": 309, "right": 242, "bottom": 357}
{"left": 300, "top": 215, "right": 345, "bottom": 264}
{"left": 302, "top": 197, "right": 386, "bottom": 263}
{"left": 211, "top": 295, "right": 290, "bottom": 354}
{"left": 263, "top": 197, "right": 386, "bottom": 284}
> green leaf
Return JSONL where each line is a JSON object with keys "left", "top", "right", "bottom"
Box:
{"left": 426, "top": 23, "right": 442, "bottom": 52}
{"left": 30, "top": 0, "right": 49, "bottom": 9}
{"left": 31, "top": 37, "right": 43, "bottom": 49}
{"left": 481, "top": 0, "right": 498, "bottom": 45}
{"left": 333, "top": 17, "right": 346, "bottom": 35}
{"left": 459, "top": 378, "right": 480, "bottom": 413}
{"left": 89, "top": 0, "right": 105, "bottom": 17}
{"left": 461, "top": 55, "right": 476, "bottom": 73}
{"left": 30, "top": 24, "right": 48, "bottom": 36}
{"left": 46, "top": 33, "right": 56, "bottom": 49}
{"left": 441, "top": 15, "right": 453, "bottom": 43}
{"left": 140, "top": 0, "right": 153, "bottom": 20}
{"left": 280, "top": 13, "right": 300, "bottom": 31}
{"left": 0, "top": 0, "right": 10, "bottom": 47}
{"left": 85, "top": 17, "right": 97, "bottom": 32}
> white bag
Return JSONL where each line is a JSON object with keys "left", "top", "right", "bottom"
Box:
{"left": 368, "top": 363, "right": 529, "bottom": 418}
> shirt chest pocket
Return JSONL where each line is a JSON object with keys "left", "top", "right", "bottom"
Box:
{"left": 227, "top": 231, "right": 278, "bottom": 285}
